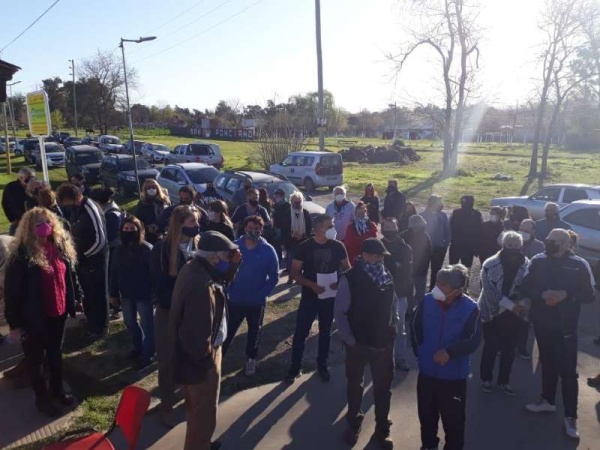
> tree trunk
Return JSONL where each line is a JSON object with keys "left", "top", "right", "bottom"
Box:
{"left": 450, "top": 0, "right": 468, "bottom": 173}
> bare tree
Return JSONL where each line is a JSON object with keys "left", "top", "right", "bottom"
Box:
{"left": 80, "top": 50, "right": 137, "bottom": 134}
{"left": 528, "top": 0, "right": 581, "bottom": 178}
{"left": 390, "top": 0, "right": 481, "bottom": 172}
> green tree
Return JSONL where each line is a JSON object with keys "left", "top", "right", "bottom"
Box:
{"left": 50, "top": 110, "right": 65, "bottom": 131}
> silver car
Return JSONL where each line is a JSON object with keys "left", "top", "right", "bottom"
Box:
{"left": 157, "top": 163, "right": 220, "bottom": 204}
{"left": 141, "top": 143, "right": 171, "bottom": 163}
{"left": 560, "top": 200, "right": 600, "bottom": 265}
{"left": 491, "top": 184, "right": 600, "bottom": 220}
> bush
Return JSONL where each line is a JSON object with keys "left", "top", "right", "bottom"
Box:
{"left": 253, "top": 130, "right": 306, "bottom": 170}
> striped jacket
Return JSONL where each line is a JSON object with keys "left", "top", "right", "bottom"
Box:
{"left": 71, "top": 197, "right": 108, "bottom": 261}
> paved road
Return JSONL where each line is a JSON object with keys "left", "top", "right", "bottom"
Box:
{"left": 113, "top": 298, "right": 600, "bottom": 450}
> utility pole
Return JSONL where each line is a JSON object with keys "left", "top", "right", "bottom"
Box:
{"left": 7, "top": 81, "right": 20, "bottom": 140}
{"left": 69, "top": 59, "right": 78, "bottom": 136}
{"left": 389, "top": 102, "right": 398, "bottom": 140}
{"left": 3, "top": 103, "right": 11, "bottom": 174}
{"left": 315, "top": 0, "right": 325, "bottom": 151}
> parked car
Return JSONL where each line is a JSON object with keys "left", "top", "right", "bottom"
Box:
{"left": 490, "top": 184, "right": 600, "bottom": 219}
{"left": 213, "top": 170, "right": 325, "bottom": 218}
{"left": 0, "top": 137, "right": 16, "bottom": 154}
{"left": 560, "top": 200, "right": 600, "bottom": 265}
{"left": 157, "top": 163, "right": 219, "bottom": 204}
{"left": 124, "top": 139, "right": 146, "bottom": 155}
{"left": 63, "top": 137, "right": 84, "bottom": 147}
{"left": 57, "top": 132, "right": 71, "bottom": 144}
{"left": 165, "top": 141, "right": 224, "bottom": 168}
{"left": 269, "top": 151, "right": 344, "bottom": 191}
{"left": 98, "top": 135, "right": 125, "bottom": 153}
{"left": 141, "top": 143, "right": 171, "bottom": 163}
{"left": 65, "top": 145, "right": 105, "bottom": 184}
{"left": 100, "top": 154, "right": 160, "bottom": 197}
{"left": 31, "top": 142, "right": 66, "bottom": 169}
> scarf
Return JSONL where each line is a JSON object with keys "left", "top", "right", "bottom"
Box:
{"left": 362, "top": 260, "right": 392, "bottom": 288}
{"left": 290, "top": 206, "right": 306, "bottom": 239}
{"left": 354, "top": 218, "right": 368, "bottom": 235}
{"left": 499, "top": 249, "right": 525, "bottom": 296}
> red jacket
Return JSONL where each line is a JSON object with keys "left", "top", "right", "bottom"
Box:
{"left": 343, "top": 221, "right": 378, "bottom": 264}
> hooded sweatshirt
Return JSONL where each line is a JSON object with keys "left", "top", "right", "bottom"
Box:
{"left": 227, "top": 236, "right": 279, "bottom": 307}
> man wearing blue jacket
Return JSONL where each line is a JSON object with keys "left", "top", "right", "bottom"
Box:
{"left": 411, "top": 264, "right": 481, "bottom": 450}
{"left": 223, "top": 215, "right": 279, "bottom": 376}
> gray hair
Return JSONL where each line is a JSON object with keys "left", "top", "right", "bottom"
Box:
{"left": 544, "top": 202, "right": 560, "bottom": 212}
{"left": 333, "top": 185, "right": 347, "bottom": 195}
{"left": 501, "top": 231, "right": 523, "bottom": 248}
{"left": 436, "top": 264, "right": 469, "bottom": 289}
{"left": 18, "top": 167, "right": 35, "bottom": 177}
{"left": 290, "top": 191, "right": 303, "bottom": 202}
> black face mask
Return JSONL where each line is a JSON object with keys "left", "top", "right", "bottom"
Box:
{"left": 120, "top": 231, "right": 138, "bottom": 245}
{"left": 182, "top": 226, "right": 200, "bottom": 238}
{"left": 545, "top": 241, "right": 560, "bottom": 256}
{"left": 382, "top": 231, "right": 399, "bottom": 241}
{"left": 502, "top": 248, "right": 521, "bottom": 259}
{"left": 248, "top": 199, "right": 259, "bottom": 207}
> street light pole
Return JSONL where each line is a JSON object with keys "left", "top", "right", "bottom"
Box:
{"left": 7, "top": 81, "right": 20, "bottom": 141}
{"left": 69, "top": 59, "right": 78, "bottom": 137}
{"left": 120, "top": 36, "right": 156, "bottom": 197}
{"left": 315, "top": 0, "right": 325, "bottom": 152}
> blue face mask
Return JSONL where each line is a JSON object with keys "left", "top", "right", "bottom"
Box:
{"left": 215, "top": 260, "right": 230, "bottom": 273}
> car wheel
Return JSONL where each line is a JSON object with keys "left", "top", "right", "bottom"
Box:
{"left": 304, "top": 177, "right": 315, "bottom": 192}
{"left": 14, "top": 149, "right": 22, "bottom": 156}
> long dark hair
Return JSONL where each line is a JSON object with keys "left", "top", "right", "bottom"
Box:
{"left": 119, "top": 215, "right": 146, "bottom": 266}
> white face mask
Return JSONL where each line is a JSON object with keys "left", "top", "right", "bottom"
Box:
{"left": 208, "top": 211, "right": 218, "bottom": 222}
{"left": 335, "top": 194, "right": 345, "bottom": 202}
{"left": 147, "top": 188, "right": 157, "bottom": 197}
{"left": 490, "top": 215, "right": 499, "bottom": 223}
{"left": 520, "top": 231, "right": 531, "bottom": 241}
{"left": 431, "top": 286, "right": 446, "bottom": 302}
{"left": 325, "top": 227, "right": 337, "bottom": 240}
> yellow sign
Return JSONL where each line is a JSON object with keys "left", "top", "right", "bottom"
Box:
{"left": 26, "top": 90, "right": 52, "bottom": 137}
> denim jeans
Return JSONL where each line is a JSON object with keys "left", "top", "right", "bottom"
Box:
{"left": 121, "top": 298, "right": 155, "bottom": 361}
{"left": 394, "top": 296, "right": 408, "bottom": 361}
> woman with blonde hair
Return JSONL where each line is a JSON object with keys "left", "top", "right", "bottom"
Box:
{"left": 134, "top": 178, "right": 171, "bottom": 244}
{"left": 4, "top": 207, "right": 82, "bottom": 417}
{"left": 150, "top": 205, "right": 200, "bottom": 427}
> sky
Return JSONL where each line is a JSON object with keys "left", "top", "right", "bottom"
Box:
{"left": 1, "top": 0, "right": 548, "bottom": 113}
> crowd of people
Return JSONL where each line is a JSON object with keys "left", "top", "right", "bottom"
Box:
{"left": 1, "top": 167, "right": 599, "bottom": 450}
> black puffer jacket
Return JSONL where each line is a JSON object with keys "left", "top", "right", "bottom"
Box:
{"left": 4, "top": 245, "right": 83, "bottom": 333}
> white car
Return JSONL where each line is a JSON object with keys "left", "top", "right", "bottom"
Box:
{"left": 141, "top": 143, "right": 171, "bottom": 163}
{"left": 98, "top": 135, "right": 125, "bottom": 153}
{"left": 491, "top": 184, "right": 600, "bottom": 220}
{"left": 31, "top": 142, "right": 66, "bottom": 169}
{"left": 157, "top": 163, "right": 220, "bottom": 204}
{"left": 269, "top": 151, "right": 344, "bottom": 192}
{"left": 560, "top": 200, "right": 600, "bottom": 265}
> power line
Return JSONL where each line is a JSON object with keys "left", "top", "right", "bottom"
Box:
{"left": 0, "top": 0, "right": 63, "bottom": 55}
{"left": 145, "top": 0, "right": 207, "bottom": 34}
{"left": 131, "top": 0, "right": 267, "bottom": 64}
{"left": 128, "top": 0, "right": 235, "bottom": 56}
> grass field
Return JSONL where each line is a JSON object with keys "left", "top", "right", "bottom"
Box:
{"left": 0, "top": 135, "right": 599, "bottom": 233}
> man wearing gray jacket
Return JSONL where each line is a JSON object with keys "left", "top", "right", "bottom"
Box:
{"left": 335, "top": 238, "right": 398, "bottom": 450}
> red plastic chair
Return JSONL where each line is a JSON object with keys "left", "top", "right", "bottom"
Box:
{"left": 44, "top": 385, "right": 151, "bottom": 450}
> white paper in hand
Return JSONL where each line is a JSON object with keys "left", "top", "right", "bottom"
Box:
{"left": 317, "top": 272, "right": 338, "bottom": 299}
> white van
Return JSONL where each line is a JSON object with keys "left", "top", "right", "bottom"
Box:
{"left": 269, "top": 151, "right": 343, "bottom": 191}
{"left": 166, "top": 141, "right": 224, "bottom": 169}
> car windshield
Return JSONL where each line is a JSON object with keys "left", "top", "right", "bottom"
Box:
{"left": 75, "top": 152, "right": 103, "bottom": 165}
{"left": 45, "top": 145, "right": 65, "bottom": 153}
{"left": 151, "top": 144, "right": 169, "bottom": 152}
{"left": 106, "top": 137, "right": 121, "bottom": 145}
{"left": 119, "top": 158, "right": 151, "bottom": 170}
{"left": 186, "top": 167, "right": 219, "bottom": 184}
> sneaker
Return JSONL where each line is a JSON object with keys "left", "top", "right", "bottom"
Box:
{"left": 525, "top": 398, "right": 557, "bottom": 413}
{"left": 36, "top": 398, "right": 62, "bottom": 418}
{"left": 285, "top": 368, "right": 302, "bottom": 384}
{"left": 245, "top": 359, "right": 257, "bottom": 376}
{"left": 373, "top": 423, "right": 394, "bottom": 450}
{"left": 318, "top": 365, "right": 331, "bottom": 382}
{"left": 52, "top": 392, "right": 75, "bottom": 406}
{"left": 587, "top": 375, "right": 600, "bottom": 388}
{"left": 499, "top": 384, "right": 515, "bottom": 396}
{"left": 481, "top": 381, "right": 493, "bottom": 393}
{"left": 564, "top": 417, "right": 579, "bottom": 439}
{"left": 395, "top": 358, "right": 410, "bottom": 371}
{"left": 517, "top": 349, "right": 531, "bottom": 360}
{"left": 343, "top": 414, "right": 364, "bottom": 445}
